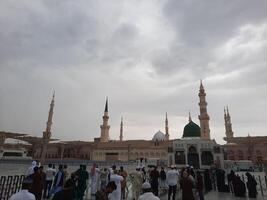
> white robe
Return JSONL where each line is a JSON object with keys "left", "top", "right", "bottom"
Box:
{"left": 109, "top": 174, "right": 123, "bottom": 200}
{"left": 90, "top": 168, "right": 100, "bottom": 195}
{"left": 138, "top": 192, "right": 160, "bottom": 200}
{"left": 10, "top": 189, "right": 36, "bottom": 200}
{"left": 26, "top": 161, "right": 37, "bottom": 176}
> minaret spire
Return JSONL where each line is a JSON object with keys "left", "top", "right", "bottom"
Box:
{"left": 100, "top": 98, "right": 110, "bottom": 142}
{"left": 165, "top": 112, "right": 169, "bottom": 140}
{"left": 105, "top": 97, "right": 108, "bottom": 113}
{"left": 224, "top": 106, "right": 234, "bottom": 138}
{"left": 120, "top": 116, "right": 123, "bottom": 141}
{"left": 43, "top": 91, "right": 55, "bottom": 139}
{"left": 189, "top": 111, "right": 192, "bottom": 122}
{"left": 198, "top": 81, "right": 211, "bottom": 139}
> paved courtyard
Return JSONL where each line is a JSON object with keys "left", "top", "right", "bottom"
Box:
{"left": 159, "top": 191, "right": 267, "bottom": 200}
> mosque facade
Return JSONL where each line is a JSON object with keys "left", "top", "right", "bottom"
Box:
{"left": 168, "top": 82, "right": 224, "bottom": 169}
{"left": 1, "top": 82, "right": 265, "bottom": 169}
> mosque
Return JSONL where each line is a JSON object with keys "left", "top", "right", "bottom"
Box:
{"left": 0, "top": 82, "right": 225, "bottom": 169}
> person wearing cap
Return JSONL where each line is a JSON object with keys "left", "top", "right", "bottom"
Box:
{"left": 10, "top": 178, "right": 36, "bottom": 200}
{"left": 138, "top": 182, "right": 160, "bottom": 200}
{"left": 166, "top": 165, "right": 179, "bottom": 200}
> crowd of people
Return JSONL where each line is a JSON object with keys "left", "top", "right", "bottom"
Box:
{"left": 9, "top": 161, "right": 259, "bottom": 200}
{"left": 227, "top": 170, "right": 258, "bottom": 198}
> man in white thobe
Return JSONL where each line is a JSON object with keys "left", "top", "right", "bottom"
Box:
{"left": 10, "top": 178, "right": 35, "bottom": 200}
{"left": 166, "top": 165, "right": 179, "bottom": 200}
{"left": 90, "top": 164, "right": 100, "bottom": 195}
{"left": 138, "top": 182, "right": 160, "bottom": 200}
{"left": 109, "top": 171, "right": 123, "bottom": 200}
{"left": 26, "top": 161, "right": 37, "bottom": 176}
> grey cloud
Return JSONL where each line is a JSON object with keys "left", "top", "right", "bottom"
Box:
{"left": 0, "top": 0, "right": 267, "bottom": 143}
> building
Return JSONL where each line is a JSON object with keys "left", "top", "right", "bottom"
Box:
{"left": 223, "top": 107, "right": 267, "bottom": 166}
{"left": 168, "top": 81, "right": 224, "bottom": 169}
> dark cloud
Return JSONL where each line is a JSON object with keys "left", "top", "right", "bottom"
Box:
{"left": 0, "top": 0, "right": 267, "bottom": 144}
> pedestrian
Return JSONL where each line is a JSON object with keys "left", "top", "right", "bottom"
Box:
{"left": 26, "top": 161, "right": 37, "bottom": 176}
{"left": 100, "top": 168, "right": 109, "bottom": 190}
{"left": 10, "top": 178, "right": 36, "bottom": 200}
{"left": 138, "top": 182, "right": 160, "bottom": 200}
{"left": 129, "top": 167, "right": 143, "bottom": 200}
{"left": 159, "top": 167, "right": 167, "bottom": 193}
{"left": 204, "top": 169, "right": 212, "bottom": 193}
{"left": 119, "top": 166, "right": 128, "bottom": 199}
{"left": 39, "top": 166, "right": 46, "bottom": 198}
{"left": 96, "top": 181, "right": 117, "bottom": 200}
{"left": 52, "top": 176, "right": 76, "bottom": 200}
{"left": 196, "top": 171, "right": 204, "bottom": 200}
{"left": 29, "top": 166, "right": 42, "bottom": 200}
{"left": 109, "top": 170, "right": 124, "bottom": 200}
{"left": 233, "top": 175, "right": 246, "bottom": 197}
{"left": 76, "top": 165, "right": 89, "bottom": 200}
{"left": 246, "top": 172, "right": 257, "bottom": 198}
{"left": 149, "top": 166, "right": 159, "bottom": 196}
{"left": 64, "top": 165, "right": 69, "bottom": 183}
{"left": 50, "top": 165, "right": 65, "bottom": 196}
{"left": 166, "top": 165, "right": 179, "bottom": 200}
{"left": 43, "top": 163, "right": 56, "bottom": 198}
{"left": 180, "top": 170, "right": 194, "bottom": 200}
{"left": 90, "top": 163, "right": 100, "bottom": 197}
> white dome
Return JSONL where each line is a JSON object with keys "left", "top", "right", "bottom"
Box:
{"left": 152, "top": 130, "right": 166, "bottom": 141}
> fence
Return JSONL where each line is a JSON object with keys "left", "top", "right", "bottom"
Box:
{"left": 0, "top": 175, "right": 25, "bottom": 200}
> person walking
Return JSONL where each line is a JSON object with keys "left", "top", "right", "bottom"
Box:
{"left": 26, "top": 161, "right": 37, "bottom": 176}
{"left": 246, "top": 172, "right": 257, "bottom": 198}
{"left": 43, "top": 163, "right": 56, "bottom": 198}
{"left": 39, "top": 166, "right": 46, "bottom": 199}
{"left": 166, "top": 165, "right": 179, "bottom": 200}
{"left": 76, "top": 165, "right": 89, "bottom": 200}
{"left": 95, "top": 181, "right": 117, "bottom": 200}
{"left": 52, "top": 177, "right": 76, "bottom": 200}
{"left": 149, "top": 166, "right": 160, "bottom": 196}
{"left": 51, "top": 165, "right": 65, "bottom": 196}
{"left": 180, "top": 170, "right": 194, "bottom": 200}
{"left": 138, "top": 182, "right": 160, "bottom": 200}
{"left": 159, "top": 167, "right": 167, "bottom": 193}
{"left": 119, "top": 166, "right": 128, "bottom": 199}
{"left": 90, "top": 163, "right": 100, "bottom": 197}
{"left": 196, "top": 171, "right": 204, "bottom": 200}
{"left": 29, "top": 166, "right": 42, "bottom": 200}
{"left": 109, "top": 170, "right": 124, "bottom": 200}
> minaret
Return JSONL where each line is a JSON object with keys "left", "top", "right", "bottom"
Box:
{"left": 198, "top": 81, "right": 211, "bottom": 139}
{"left": 224, "top": 106, "right": 234, "bottom": 138}
{"left": 43, "top": 92, "right": 55, "bottom": 139}
{"left": 165, "top": 112, "right": 169, "bottom": 140}
{"left": 100, "top": 98, "right": 110, "bottom": 142}
{"left": 120, "top": 116, "right": 123, "bottom": 141}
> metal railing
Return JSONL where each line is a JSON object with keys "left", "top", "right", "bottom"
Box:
{"left": 0, "top": 175, "right": 25, "bottom": 200}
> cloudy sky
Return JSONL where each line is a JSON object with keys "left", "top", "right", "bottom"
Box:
{"left": 0, "top": 0, "right": 267, "bottom": 144}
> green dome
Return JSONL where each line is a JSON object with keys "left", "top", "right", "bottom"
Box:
{"left": 183, "top": 121, "right": 201, "bottom": 137}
